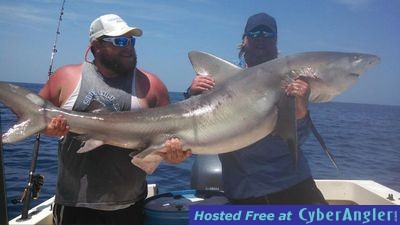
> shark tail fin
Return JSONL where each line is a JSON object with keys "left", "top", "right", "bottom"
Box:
{"left": 0, "top": 82, "right": 53, "bottom": 143}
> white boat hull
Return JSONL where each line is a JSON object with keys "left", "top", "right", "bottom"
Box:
{"left": 316, "top": 179, "right": 400, "bottom": 205}
{"left": 9, "top": 180, "right": 400, "bottom": 224}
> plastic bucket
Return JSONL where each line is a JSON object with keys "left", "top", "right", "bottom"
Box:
{"left": 144, "top": 189, "right": 230, "bottom": 225}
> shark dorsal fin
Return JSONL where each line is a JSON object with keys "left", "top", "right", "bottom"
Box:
{"left": 188, "top": 51, "right": 241, "bottom": 87}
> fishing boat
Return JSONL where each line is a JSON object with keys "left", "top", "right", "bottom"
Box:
{"left": 7, "top": 155, "right": 400, "bottom": 224}
{"left": 7, "top": 179, "right": 400, "bottom": 224}
{"left": 1, "top": 1, "right": 398, "bottom": 224}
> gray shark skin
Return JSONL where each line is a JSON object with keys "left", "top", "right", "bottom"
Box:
{"left": 0, "top": 51, "right": 379, "bottom": 173}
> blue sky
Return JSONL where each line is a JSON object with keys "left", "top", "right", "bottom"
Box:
{"left": 0, "top": 0, "right": 399, "bottom": 106}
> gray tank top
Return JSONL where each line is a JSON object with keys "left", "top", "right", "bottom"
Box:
{"left": 55, "top": 62, "right": 147, "bottom": 210}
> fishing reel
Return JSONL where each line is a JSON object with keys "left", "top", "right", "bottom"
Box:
{"left": 12, "top": 174, "right": 44, "bottom": 204}
{"left": 31, "top": 174, "right": 44, "bottom": 199}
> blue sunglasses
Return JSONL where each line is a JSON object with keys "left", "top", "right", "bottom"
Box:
{"left": 101, "top": 37, "right": 136, "bottom": 47}
{"left": 246, "top": 30, "right": 276, "bottom": 39}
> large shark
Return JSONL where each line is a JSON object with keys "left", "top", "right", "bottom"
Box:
{"left": 0, "top": 51, "right": 379, "bottom": 173}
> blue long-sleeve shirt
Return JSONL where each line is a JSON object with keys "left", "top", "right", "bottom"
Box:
{"left": 218, "top": 113, "right": 313, "bottom": 199}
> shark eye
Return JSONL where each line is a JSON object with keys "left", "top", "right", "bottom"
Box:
{"left": 352, "top": 56, "right": 362, "bottom": 65}
{"left": 349, "top": 73, "right": 360, "bottom": 78}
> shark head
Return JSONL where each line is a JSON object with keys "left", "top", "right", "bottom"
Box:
{"left": 275, "top": 52, "right": 381, "bottom": 102}
{"left": 345, "top": 53, "right": 380, "bottom": 77}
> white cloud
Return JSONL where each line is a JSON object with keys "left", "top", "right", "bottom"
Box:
{"left": 0, "top": 3, "right": 55, "bottom": 27}
{"left": 334, "top": 0, "right": 375, "bottom": 11}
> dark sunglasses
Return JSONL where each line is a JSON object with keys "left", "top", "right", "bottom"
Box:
{"left": 246, "top": 30, "right": 276, "bottom": 39}
{"left": 101, "top": 37, "right": 136, "bottom": 47}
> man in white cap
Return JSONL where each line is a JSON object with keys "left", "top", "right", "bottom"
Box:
{"left": 185, "top": 12, "right": 327, "bottom": 205}
{"left": 39, "top": 14, "right": 191, "bottom": 224}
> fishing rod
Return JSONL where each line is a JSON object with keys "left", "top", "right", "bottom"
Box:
{"left": 48, "top": 0, "right": 67, "bottom": 77}
{"left": 0, "top": 112, "right": 8, "bottom": 225}
{"left": 12, "top": 0, "right": 67, "bottom": 221}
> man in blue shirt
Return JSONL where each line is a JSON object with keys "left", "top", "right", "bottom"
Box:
{"left": 185, "top": 12, "right": 327, "bottom": 204}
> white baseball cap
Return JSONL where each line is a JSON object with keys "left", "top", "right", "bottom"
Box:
{"left": 89, "top": 14, "right": 143, "bottom": 42}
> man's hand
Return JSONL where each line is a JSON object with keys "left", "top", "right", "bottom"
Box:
{"left": 284, "top": 78, "right": 310, "bottom": 119}
{"left": 43, "top": 115, "right": 69, "bottom": 136}
{"left": 159, "top": 138, "right": 192, "bottom": 164}
{"left": 188, "top": 75, "right": 215, "bottom": 96}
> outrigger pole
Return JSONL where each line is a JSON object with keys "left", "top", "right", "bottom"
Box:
{"left": 1, "top": 112, "right": 8, "bottom": 225}
{"left": 13, "top": 0, "right": 67, "bottom": 221}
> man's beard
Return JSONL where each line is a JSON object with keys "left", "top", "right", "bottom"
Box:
{"left": 98, "top": 53, "right": 137, "bottom": 76}
{"left": 244, "top": 48, "right": 278, "bottom": 66}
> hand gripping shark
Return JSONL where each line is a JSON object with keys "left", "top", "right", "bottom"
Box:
{"left": 0, "top": 51, "right": 379, "bottom": 173}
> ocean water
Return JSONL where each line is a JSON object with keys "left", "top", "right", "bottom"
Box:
{"left": 1, "top": 82, "right": 400, "bottom": 220}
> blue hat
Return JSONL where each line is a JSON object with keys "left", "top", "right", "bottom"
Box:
{"left": 244, "top": 12, "right": 277, "bottom": 34}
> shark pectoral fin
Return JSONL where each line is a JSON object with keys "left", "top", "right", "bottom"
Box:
{"left": 309, "top": 118, "right": 339, "bottom": 170}
{"left": 131, "top": 145, "right": 166, "bottom": 174}
{"left": 76, "top": 139, "right": 104, "bottom": 153}
{"left": 276, "top": 94, "right": 298, "bottom": 166}
{"left": 131, "top": 154, "right": 163, "bottom": 174}
{"left": 2, "top": 118, "right": 46, "bottom": 143}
